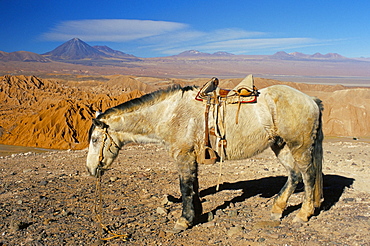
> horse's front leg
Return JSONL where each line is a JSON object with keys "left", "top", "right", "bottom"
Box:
{"left": 174, "top": 153, "right": 202, "bottom": 231}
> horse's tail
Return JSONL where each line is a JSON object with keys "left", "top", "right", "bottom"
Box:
{"left": 312, "top": 97, "right": 324, "bottom": 208}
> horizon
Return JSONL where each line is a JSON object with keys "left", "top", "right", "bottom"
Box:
{"left": 1, "top": 1, "right": 370, "bottom": 58}
{"left": 2, "top": 37, "right": 354, "bottom": 59}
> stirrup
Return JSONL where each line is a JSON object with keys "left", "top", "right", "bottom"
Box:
{"left": 197, "top": 146, "right": 217, "bottom": 164}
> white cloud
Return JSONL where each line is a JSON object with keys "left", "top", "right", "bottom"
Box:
{"left": 41, "top": 19, "right": 325, "bottom": 56}
{"left": 197, "top": 38, "right": 318, "bottom": 53}
{"left": 41, "top": 19, "right": 188, "bottom": 42}
{"left": 144, "top": 30, "right": 320, "bottom": 55}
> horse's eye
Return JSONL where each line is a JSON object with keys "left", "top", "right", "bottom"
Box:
{"left": 92, "top": 138, "right": 98, "bottom": 144}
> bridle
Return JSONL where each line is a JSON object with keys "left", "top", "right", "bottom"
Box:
{"left": 95, "top": 127, "right": 120, "bottom": 176}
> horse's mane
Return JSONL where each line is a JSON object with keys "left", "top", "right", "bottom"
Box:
{"left": 88, "top": 84, "right": 194, "bottom": 142}
{"left": 98, "top": 84, "right": 195, "bottom": 119}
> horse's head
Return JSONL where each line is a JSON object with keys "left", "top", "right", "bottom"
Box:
{"left": 86, "top": 118, "right": 121, "bottom": 177}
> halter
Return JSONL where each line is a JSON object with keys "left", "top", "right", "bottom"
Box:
{"left": 95, "top": 127, "right": 120, "bottom": 174}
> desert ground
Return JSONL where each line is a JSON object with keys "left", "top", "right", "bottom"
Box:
{"left": 0, "top": 137, "right": 369, "bottom": 245}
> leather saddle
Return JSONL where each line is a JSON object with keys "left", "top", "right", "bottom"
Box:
{"left": 195, "top": 75, "right": 259, "bottom": 164}
{"left": 195, "top": 74, "right": 259, "bottom": 103}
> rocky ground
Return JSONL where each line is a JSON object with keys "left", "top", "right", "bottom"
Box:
{"left": 0, "top": 139, "right": 369, "bottom": 245}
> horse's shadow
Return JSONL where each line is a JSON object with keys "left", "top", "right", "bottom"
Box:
{"left": 195, "top": 174, "right": 354, "bottom": 223}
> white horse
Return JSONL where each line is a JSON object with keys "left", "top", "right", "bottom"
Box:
{"left": 86, "top": 79, "right": 323, "bottom": 231}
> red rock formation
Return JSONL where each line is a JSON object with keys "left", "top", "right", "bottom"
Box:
{"left": 321, "top": 88, "right": 370, "bottom": 137}
{"left": 1, "top": 75, "right": 369, "bottom": 150}
{"left": 0, "top": 75, "right": 143, "bottom": 149}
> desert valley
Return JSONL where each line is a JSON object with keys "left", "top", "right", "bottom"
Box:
{"left": 0, "top": 38, "right": 370, "bottom": 245}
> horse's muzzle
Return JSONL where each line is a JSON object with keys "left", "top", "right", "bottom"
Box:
{"left": 87, "top": 165, "right": 105, "bottom": 178}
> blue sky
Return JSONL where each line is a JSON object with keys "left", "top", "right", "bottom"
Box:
{"left": 1, "top": 0, "right": 369, "bottom": 58}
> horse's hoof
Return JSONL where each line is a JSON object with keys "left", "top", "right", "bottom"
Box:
{"left": 173, "top": 217, "right": 190, "bottom": 232}
{"left": 270, "top": 213, "right": 281, "bottom": 221}
{"left": 293, "top": 215, "right": 308, "bottom": 223}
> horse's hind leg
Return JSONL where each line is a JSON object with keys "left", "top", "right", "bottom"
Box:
{"left": 270, "top": 142, "right": 302, "bottom": 220}
{"left": 174, "top": 151, "right": 202, "bottom": 231}
{"left": 293, "top": 163, "right": 317, "bottom": 222}
{"left": 272, "top": 141, "right": 318, "bottom": 222}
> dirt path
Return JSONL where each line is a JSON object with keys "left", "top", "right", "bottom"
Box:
{"left": 0, "top": 140, "right": 369, "bottom": 245}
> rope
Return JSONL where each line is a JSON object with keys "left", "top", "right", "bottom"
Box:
{"left": 94, "top": 172, "right": 128, "bottom": 242}
{"left": 215, "top": 98, "right": 227, "bottom": 192}
{"left": 92, "top": 127, "right": 127, "bottom": 241}
{"left": 216, "top": 141, "right": 225, "bottom": 191}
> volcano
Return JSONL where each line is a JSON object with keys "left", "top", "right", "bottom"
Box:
{"left": 43, "top": 38, "right": 108, "bottom": 60}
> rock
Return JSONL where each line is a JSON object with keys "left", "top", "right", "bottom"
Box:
{"left": 227, "top": 210, "right": 238, "bottom": 218}
{"left": 9, "top": 221, "right": 31, "bottom": 231}
{"left": 202, "top": 221, "right": 215, "bottom": 228}
{"left": 139, "top": 189, "right": 152, "bottom": 199}
{"left": 156, "top": 207, "right": 168, "bottom": 216}
{"left": 343, "top": 198, "right": 355, "bottom": 202}
{"left": 216, "top": 209, "right": 225, "bottom": 216}
{"left": 158, "top": 230, "right": 166, "bottom": 238}
{"left": 168, "top": 209, "right": 181, "bottom": 219}
{"left": 253, "top": 220, "right": 281, "bottom": 229}
{"left": 207, "top": 212, "right": 214, "bottom": 222}
{"left": 260, "top": 231, "right": 279, "bottom": 239}
{"left": 112, "top": 207, "right": 125, "bottom": 215}
{"left": 160, "top": 195, "right": 169, "bottom": 205}
{"left": 227, "top": 226, "right": 243, "bottom": 237}
{"left": 161, "top": 194, "right": 173, "bottom": 205}
{"left": 43, "top": 218, "right": 53, "bottom": 225}
{"left": 55, "top": 209, "right": 72, "bottom": 218}
{"left": 148, "top": 215, "right": 158, "bottom": 221}
{"left": 257, "top": 237, "right": 266, "bottom": 242}
{"left": 109, "top": 176, "right": 118, "bottom": 182}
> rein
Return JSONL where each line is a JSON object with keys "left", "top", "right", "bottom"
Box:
{"left": 94, "top": 174, "right": 128, "bottom": 241}
{"left": 211, "top": 93, "right": 227, "bottom": 191}
{"left": 93, "top": 128, "right": 128, "bottom": 241}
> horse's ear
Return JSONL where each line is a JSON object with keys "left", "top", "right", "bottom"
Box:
{"left": 92, "top": 119, "right": 108, "bottom": 129}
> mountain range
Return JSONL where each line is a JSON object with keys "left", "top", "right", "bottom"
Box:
{"left": 173, "top": 50, "right": 235, "bottom": 57}
{"left": 270, "top": 51, "right": 348, "bottom": 61}
{"left": 0, "top": 38, "right": 362, "bottom": 63}
{"left": 1, "top": 38, "right": 370, "bottom": 80}
{"left": 174, "top": 50, "right": 350, "bottom": 61}
{"left": 0, "top": 50, "right": 49, "bottom": 62}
